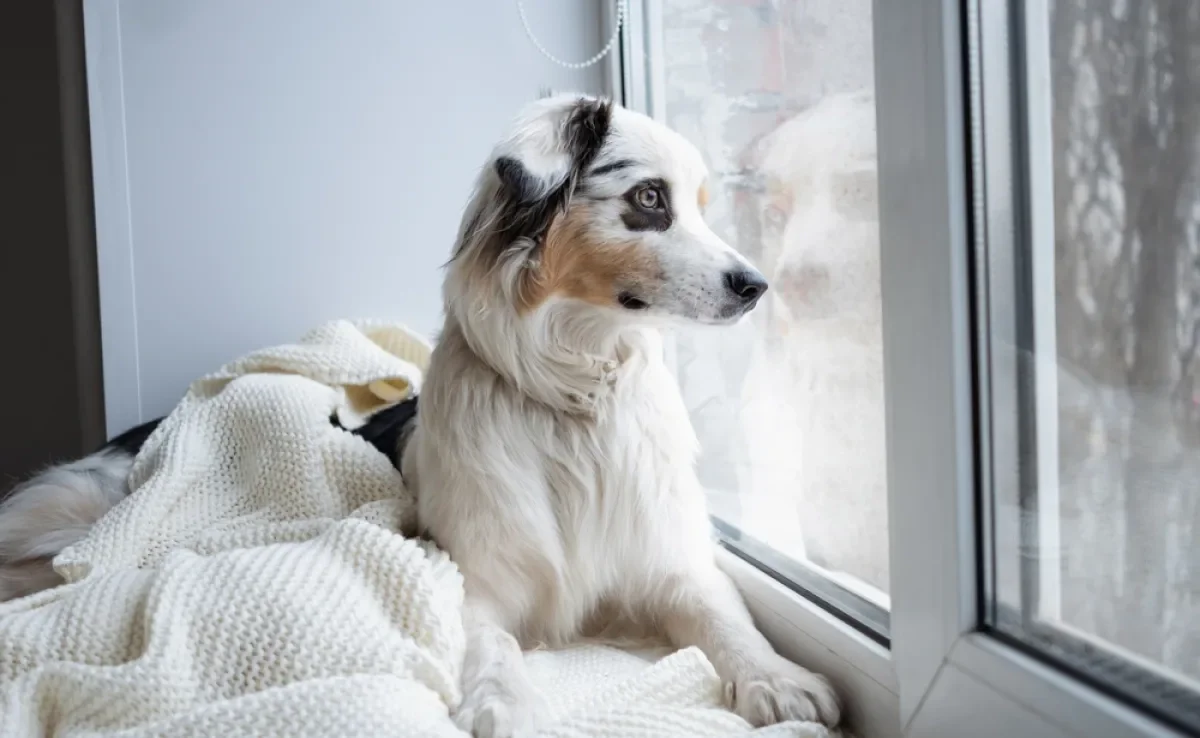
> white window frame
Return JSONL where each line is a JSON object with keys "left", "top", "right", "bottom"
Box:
{"left": 973, "top": 0, "right": 1063, "bottom": 625}
{"left": 614, "top": 0, "right": 1194, "bottom": 735}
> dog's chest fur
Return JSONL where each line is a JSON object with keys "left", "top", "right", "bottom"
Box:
{"left": 551, "top": 351, "right": 702, "bottom": 564}
{"left": 409, "top": 325, "right": 714, "bottom": 645}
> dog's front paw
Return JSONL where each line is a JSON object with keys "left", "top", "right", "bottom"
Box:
{"left": 454, "top": 681, "right": 542, "bottom": 738}
{"left": 725, "top": 656, "right": 841, "bottom": 728}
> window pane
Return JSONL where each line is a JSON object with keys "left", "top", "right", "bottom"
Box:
{"left": 655, "top": 0, "right": 888, "bottom": 632}
{"left": 984, "top": 0, "right": 1200, "bottom": 728}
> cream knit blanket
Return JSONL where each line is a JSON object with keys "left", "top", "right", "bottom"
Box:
{"left": 0, "top": 321, "right": 830, "bottom": 738}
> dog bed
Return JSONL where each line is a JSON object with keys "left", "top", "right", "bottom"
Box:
{"left": 0, "top": 320, "right": 832, "bottom": 737}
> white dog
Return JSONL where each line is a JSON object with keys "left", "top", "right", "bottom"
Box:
{"left": 0, "top": 95, "right": 840, "bottom": 738}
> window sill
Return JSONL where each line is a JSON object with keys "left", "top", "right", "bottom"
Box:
{"left": 712, "top": 518, "right": 890, "bottom": 641}
{"left": 716, "top": 547, "right": 900, "bottom": 738}
{"left": 936, "top": 632, "right": 1192, "bottom": 738}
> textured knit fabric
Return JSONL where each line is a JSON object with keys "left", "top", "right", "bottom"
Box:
{"left": 0, "top": 321, "right": 830, "bottom": 738}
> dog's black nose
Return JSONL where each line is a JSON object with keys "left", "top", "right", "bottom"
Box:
{"left": 724, "top": 269, "right": 769, "bottom": 303}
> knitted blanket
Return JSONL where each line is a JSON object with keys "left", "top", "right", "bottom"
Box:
{"left": 0, "top": 321, "right": 830, "bottom": 738}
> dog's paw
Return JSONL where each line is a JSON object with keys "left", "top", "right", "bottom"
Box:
{"left": 454, "top": 681, "right": 542, "bottom": 738}
{"left": 725, "top": 657, "right": 841, "bottom": 728}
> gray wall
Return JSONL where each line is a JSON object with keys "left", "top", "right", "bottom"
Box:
{"left": 85, "top": 0, "right": 608, "bottom": 437}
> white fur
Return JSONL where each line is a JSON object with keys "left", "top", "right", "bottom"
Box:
{"left": 406, "top": 96, "right": 840, "bottom": 737}
{"left": 0, "top": 448, "right": 133, "bottom": 599}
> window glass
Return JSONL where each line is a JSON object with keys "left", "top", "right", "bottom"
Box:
{"left": 985, "top": 1, "right": 1200, "bottom": 728}
{"left": 657, "top": 0, "right": 888, "bottom": 632}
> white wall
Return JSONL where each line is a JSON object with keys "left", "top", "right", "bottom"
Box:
{"left": 85, "top": 0, "right": 608, "bottom": 437}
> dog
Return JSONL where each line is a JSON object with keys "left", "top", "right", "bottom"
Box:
{"left": 0, "top": 95, "right": 840, "bottom": 737}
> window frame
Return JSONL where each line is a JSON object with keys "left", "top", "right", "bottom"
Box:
{"left": 975, "top": 1, "right": 1200, "bottom": 732}
{"left": 878, "top": 0, "right": 1189, "bottom": 733}
{"left": 616, "top": 0, "right": 1196, "bottom": 735}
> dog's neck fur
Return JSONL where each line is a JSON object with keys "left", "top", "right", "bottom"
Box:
{"left": 446, "top": 295, "right": 645, "bottom": 417}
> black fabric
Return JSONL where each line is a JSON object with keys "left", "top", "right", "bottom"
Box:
{"left": 348, "top": 396, "right": 419, "bottom": 470}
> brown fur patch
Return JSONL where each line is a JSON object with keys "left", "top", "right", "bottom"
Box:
{"left": 518, "top": 204, "right": 660, "bottom": 312}
{"left": 697, "top": 183, "right": 709, "bottom": 210}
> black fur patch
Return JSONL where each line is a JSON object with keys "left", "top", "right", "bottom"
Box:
{"left": 494, "top": 156, "right": 541, "bottom": 203}
{"left": 590, "top": 159, "right": 635, "bottom": 177}
{"left": 102, "top": 417, "right": 164, "bottom": 456}
{"left": 563, "top": 98, "right": 612, "bottom": 171}
{"left": 492, "top": 155, "right": 566, "bottom": 244}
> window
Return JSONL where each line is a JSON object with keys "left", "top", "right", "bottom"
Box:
{"left": 627, "top": 0, "right": 889, "bottom": 639}
{"left": 618, "top": 0, "right": 1199, "bottom": 735}
{"left": 981, "top": 0, "right": 1200, "bottom": 732}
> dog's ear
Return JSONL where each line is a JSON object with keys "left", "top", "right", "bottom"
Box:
{"left": 561, "top": 97, "right": 611, "bottom": 178}
{"left": 494, "top": 155, "right": 542, "bottom": 204}
{"left": 492, "top": 97, "right": 613, "bottom": 247}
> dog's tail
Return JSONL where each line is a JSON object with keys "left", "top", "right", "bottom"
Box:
{"left": 0, "top": 418, "right": 161, "bottom": 601}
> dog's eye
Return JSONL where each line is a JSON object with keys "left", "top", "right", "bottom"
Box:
{"left": 634, "top": 187, "right": 661, "bottom": 210}
{"left": 618, "top": 292, "right": 649, "bottom": 310}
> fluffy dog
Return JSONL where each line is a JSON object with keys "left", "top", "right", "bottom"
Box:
{"left": 0, "top": 95, "right": 840, "bottom": 737}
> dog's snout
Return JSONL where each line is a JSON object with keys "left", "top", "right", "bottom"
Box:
{"left": 724, "top": 269, "right": 769, "bottom": 303}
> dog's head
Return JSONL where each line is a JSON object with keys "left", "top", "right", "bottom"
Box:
{"left": 447, "top": 95, "right": 767, "bottom": 328}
